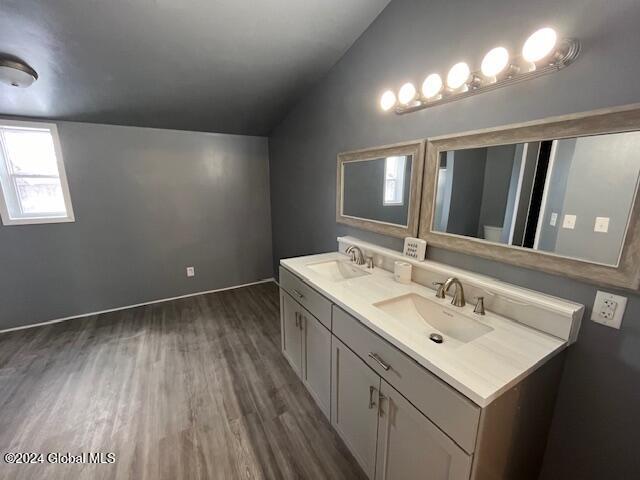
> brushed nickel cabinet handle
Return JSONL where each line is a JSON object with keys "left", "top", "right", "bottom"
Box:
{"left": 294, "top": 312, "right": 299, "bottom": 327}
{"left": 368, "top": 352, "right": 390, "bottom": 371}
{"left": 292, "top": 289, "right": 305, "bottom": 299}
{"left": 369, "top": 386, "right": 377, "bottom": 409}
{"left": 378, "top": 392, "right": 387, "bottom": 417}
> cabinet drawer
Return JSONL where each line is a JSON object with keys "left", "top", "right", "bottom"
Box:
{"left": 279, "top": 266, "right": 332, "bottom": 329}
{"left": 332, "top": 306, "right": 480, "bottom": 454}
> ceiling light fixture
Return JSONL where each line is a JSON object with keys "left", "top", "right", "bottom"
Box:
{"left": 481, "top": 46, "right": 510, "bottom": 79}
{"left": 447, "top": 62, "right": 471, "bottom": 91}
{"left": 379, "top": 26, "right": 579, "bottom": 115}
{"left": 0, "top": 56, "right": 38, "bottom": 88}
{"left": 421, "top": 73, "right": 443, "bottom": 99}
{"left": 380, "top": 90, "right": 397, "bottom": 111}
{"left": 522, "top": 27, "right": 557, "bottom": 64}
{"left": 398, "top": 82, "right": 417, "bottom": 105}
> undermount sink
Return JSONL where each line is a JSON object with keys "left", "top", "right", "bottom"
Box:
{"left": 307, "top": 259, "right": 370, "bottom": 281}
{"left": 374, "top": 293, "right": 493, "bottom": 344}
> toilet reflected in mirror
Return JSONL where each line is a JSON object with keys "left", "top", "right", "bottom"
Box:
{"left": 432, "top": 131, "right": 640, "bottom": 266}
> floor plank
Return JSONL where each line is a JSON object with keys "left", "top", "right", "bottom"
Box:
{"left": 0, "top": 282, "right": 366, "bottom": 480}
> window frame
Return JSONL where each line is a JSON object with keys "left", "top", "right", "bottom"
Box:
{"left": 0, "top": 119, "right": 75, "bottom": 226}
{"left": 383, "top": 155, "right": 406, "bottom": 206}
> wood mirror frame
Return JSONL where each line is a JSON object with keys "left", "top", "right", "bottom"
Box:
{"left": 337, "top": 140, "right": 425, "bottom": 238}
{"left": 418, "top": 104, "right": 640, "bottom": 290}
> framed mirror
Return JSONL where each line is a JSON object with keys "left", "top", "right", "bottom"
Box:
{"left": 337, "top": 140, "right": 425, "bottom": 238}
{"left": 419, "top": 105, "right": 640, "bottom": 290}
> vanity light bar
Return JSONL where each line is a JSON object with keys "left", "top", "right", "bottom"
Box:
{"left": 379, "top": 28, "right": 580, "bottom": 115}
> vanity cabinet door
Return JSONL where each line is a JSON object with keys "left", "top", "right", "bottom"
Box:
{"left": 280, "top": 289, "right": 303, "bottom": 375}
{"left": 375, "top": 380, "right": 472, "bottom": 480}
{"left": 301, "top": 313, "right": 331, "bottom": 418}
{"left": 332, "top": 336, "right": 381, "bottom": 479}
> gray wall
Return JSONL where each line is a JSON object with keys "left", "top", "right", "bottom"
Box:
{"left": 446, "top": 148, "right": 486, "bottom": 236}
{"left": 537, "top": 139, "right": 575, "bottom": 252}
{"left": 552, "top": 133, "right": 640, "bottom": 265}
{"left": 268, "top": 0, "right": 640, "bottom": 478}
{"left": 342, "top": 156, "right": 411, "bottom": 225}
{"left": 500, "top": 143, "right": 525, "bottom": 243}
{"left": 478, "top": 144, "right": 516, "bottom": 237}
{"left": 512, "top": 142, "right": 541, "bottom": 246}
{"left": 437, "top": 144, "right": 516, "bottom": 240}
{"left": 0, "top": 122, "right": 273, "bottom": 331}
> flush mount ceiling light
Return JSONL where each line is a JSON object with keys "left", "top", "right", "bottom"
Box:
{"left": 379, "top": 27, "right": 579, "bottom": 115}
{"left": 0, "top": 56, "right": 38, "bottom": 88}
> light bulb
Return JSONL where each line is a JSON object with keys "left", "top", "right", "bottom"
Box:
{"left": 447, "top": 62, "right": 470, "bottom": 90}
{"left": 481, "top": 47, "right": 510, "bottom": 78}
{"left": 398, "top": 82, "right": 417, "bottom": 105}
{"left": 380, "top": 90, "right": 397, "bottom": 111}
{"left": 421, "top": 73, "right": 443, "bottom": 98}
{"left": 0, "top": 59, "right": 38, "bottom": 88}
{"left": 522, "top": 27, "right": 557, "bottom": 63}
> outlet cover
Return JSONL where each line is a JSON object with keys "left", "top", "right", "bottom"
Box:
{"left": 594, "top": 217, "right": 610, "bottom": 233}
{"left": 562, "top": 214, "right": 576, "bottom": 229}
{"left": 550, "top": 212, "right": 558, "bottom": 226}
{"left": 591, "top": 290, "right": 627, "bottom": 329}
{"left": 186, "top": 266, "right": 195, "bottom": 277}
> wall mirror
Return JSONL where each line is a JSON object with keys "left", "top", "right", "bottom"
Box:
{"left": 337, "top": 140, "right": 425, "bottom": 237}
{"left": 420, "top": 106, "right": 640, "bottom": 289}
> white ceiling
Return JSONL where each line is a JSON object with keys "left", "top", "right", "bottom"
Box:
{"left": 0, "top": 0, "right": 390, "bottom": 135}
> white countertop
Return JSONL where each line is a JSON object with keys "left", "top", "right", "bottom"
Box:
{"left": 281, "top": 252, "right": 566, "bottom": 407}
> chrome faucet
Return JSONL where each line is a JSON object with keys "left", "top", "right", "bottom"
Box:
{"left": 345, "top": 245, "right": 366, "bottom": 265}
{"left": 474, "top": 296, "right": 485, "bottom": 315}
{"left": 443, "top": 277, "right": 466, "bottom": 307}
{"left": 365, "top": 256, "right": 374, "bottom": 269}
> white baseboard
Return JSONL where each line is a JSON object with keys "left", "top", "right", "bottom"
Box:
{"left": 0, "top": 278, "right": 275, "bottom": 335}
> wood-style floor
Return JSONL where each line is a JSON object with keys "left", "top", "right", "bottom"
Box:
{"left": 0, "top": 282, "right": 365, "bottom": 480}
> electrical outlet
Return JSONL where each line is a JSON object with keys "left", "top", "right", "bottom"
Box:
{"left": 562, "top": 214, "right": 576, "bottom": 229}
{"left": 186, "top": 266, "right": 195, "bottom": 277}
{"left": 594, "top": 216, "right": 610, "bottom": 233}
{"left": 591, "top": 290, "right": 627, "bottom": 329}
{"left": 550, "top": 212, "right": 558, "bottom": 226}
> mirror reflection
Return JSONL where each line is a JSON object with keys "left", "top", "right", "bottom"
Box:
{"left": 433, "top": 132, "right": 640, "bottom": 266}
{"left": 342, "top": 155, "right": 413, "bottom": 226}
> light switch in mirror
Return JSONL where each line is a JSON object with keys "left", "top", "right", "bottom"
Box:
{"left": 432, "top": 131, "right": 640, "bottom": 267}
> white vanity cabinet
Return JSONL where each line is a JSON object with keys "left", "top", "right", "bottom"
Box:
{"left": 375, "top": 379, "right": 472, "bottom": 480}
{"left": 332, "top": 328, "right": 472, "bottom": 480}
{"left": 279, "top": 285, "right": 331, "bottom": 418}
{"left": 280, "top": 291, "right": 304, "bottom": 373}
{"left": 279, "top": 265, "right": 566, "bottom": 480}
{"left": 331, "top": 336, "right": 382, "bottom": 479}
{"left": 301, "top": 305, "right": 332, "bottom": 416}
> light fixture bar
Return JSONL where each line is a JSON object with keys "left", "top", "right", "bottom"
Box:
{"left": 391, "top": 37, "right": 580, "bottom": 115}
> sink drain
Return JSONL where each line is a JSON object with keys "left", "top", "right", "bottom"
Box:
{"left": 429, "top": 333, "right": 443, "bottom": 344}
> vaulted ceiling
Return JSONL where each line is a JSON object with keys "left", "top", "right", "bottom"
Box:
{"left": 0, "top": 0, "right": 390, "bottom": 135}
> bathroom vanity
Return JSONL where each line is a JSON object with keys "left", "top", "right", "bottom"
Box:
{"left": 279, "top": 237, "right": 583, "bottom": 480}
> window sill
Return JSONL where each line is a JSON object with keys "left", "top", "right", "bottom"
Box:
{"left": 0, "top": 215, "right": 76, "bottom": 226}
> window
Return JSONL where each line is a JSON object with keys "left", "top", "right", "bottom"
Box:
{"left": 383, "top": 156, "right": 407, "bottom": 205}
{"left": 0, "top": 120, "right": 74, "bottom": 225}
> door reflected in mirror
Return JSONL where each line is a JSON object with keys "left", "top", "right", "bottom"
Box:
{"left": 342, "top": 155, "right": 413, "bottom": 227}
{"left": 433, "top": 131, "right": 640, "bottom": 266}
